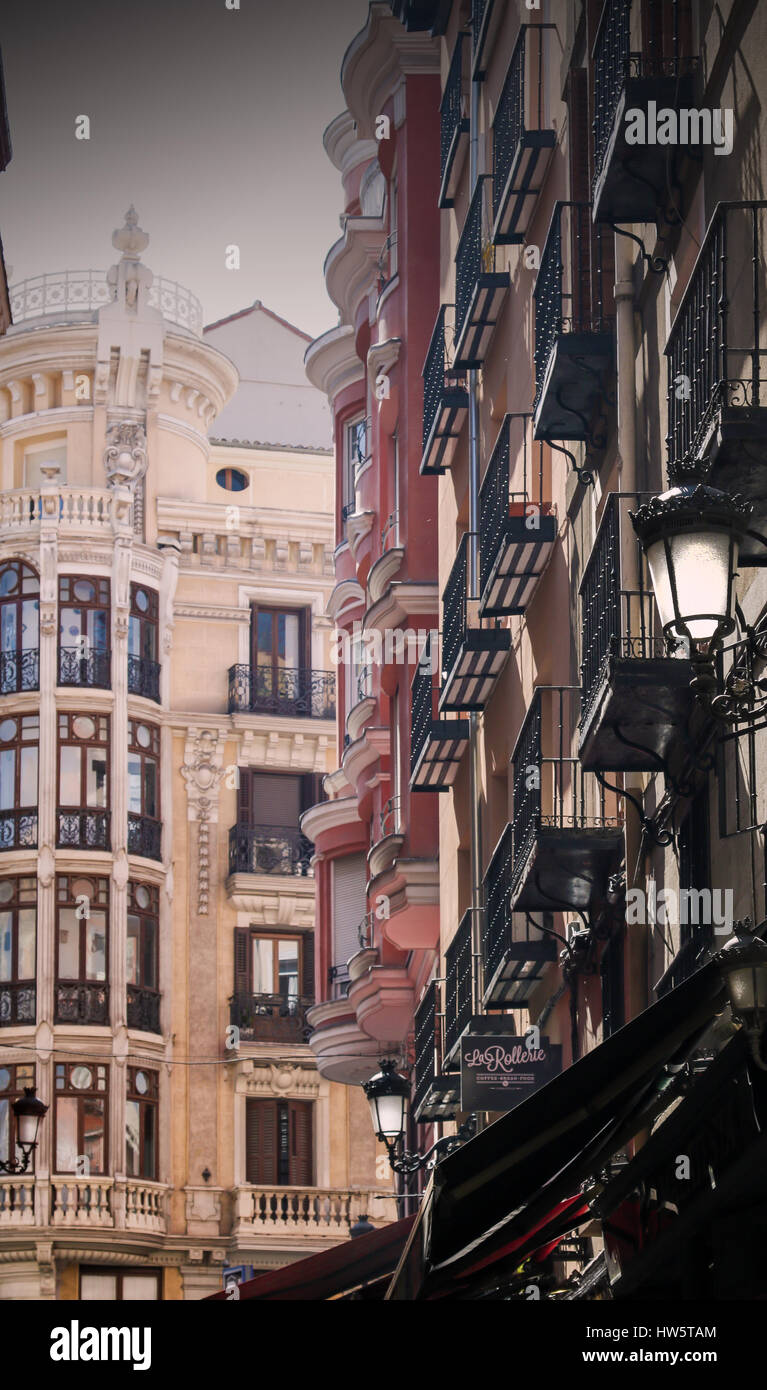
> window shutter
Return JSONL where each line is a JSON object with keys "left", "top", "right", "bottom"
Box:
{"left": 302, "top": 773, "right": 325, "bottom": 813}
{"left": 302, "top": 931, "right": 315, "bottom": 1000}
{"left": 234, "top": 928, "right": 250, "bottom": 997}
{"left": 251, "top": 772, "right": 301, "bottom": 826}
{"left": 288, "top": 1101, "right": 313, "bottom": 1187}
{"left": 237, "top": 768, "right": 252, "bottom": 825}
{"left": 245, "top": 1098, "right": 278, "bottom": 1185}
{"left": 331, "top": 853, "right": 367, "bottom": 968}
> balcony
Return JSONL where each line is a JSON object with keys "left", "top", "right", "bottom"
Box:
{"left": 0, "top": 810, "right": 37, "bottom": 852}
{"left": 58, "top": 647, "right": 110, "bottom": 689}
{"left": 592, "top": 0, "right": 698, "bottom": 224}
{"left": 479, "top": 414, "right": 556, "bottom": 617}
{"left": 51, "top": 1177, "right": 114, "bottom": 1227}
{"left": 533, "top": 202, "right": 614, "bottom": 441}
{"left": 229, "top": 992, "right": 312, "bottom": 1043}
{"left": 128, "top": 654, "right": 161, "bottom": 703}
{"left": 0, "top": 649, "right": 38, "bottom": 695}
{"left": 233, "top": 1184, "right": 396, "bottom": 1239}
{"left": 439, "top": 533, "right": 510, "bottom": 712}
{"left": 509, "top": 686, "right": 624, "bottom": 912}
{"left": 126, "top": 985, "right": 161, "bottom": 1034}
{"left": 454, "top": 179, "right": 509, "bottom": 369}
{"left": 421, "top": 305, "right": 468, "bottom": 475}
{"left": 413, "top": 981, "right": 459, "bottom": 1123}
{"left": 0, "top": 1177, "right": 168, "bottom": 1231}
{"left": 57, "top": 809, "right": 110, "bottom": 851}
{"left": 410, "top": 634, "right": 469, "bottom": 790}
{"left": 444, "top": 908, "right": 473, "bottom": 1064}
{"left": 127, "top": 813, "right": 162, "bottom": 861}
{"left": 0, "top": 981, "right": 35, "bottom": 1026}
{"left": 439, "top": 33, "right": 469, "bottom": 209}
{"left": 482, "top": 825, "right": 556, "bottom": 1007}
{"left": 579, "top": 493, "right": 693, "bottom": 771}
{"left": 10, "top": 268, "right": 203, "bottom": 334}
{"left": 491, "top": 25, "right": 555, "bottom": 244}
{"left": 228, "top": 824, "right": 314, "bottom": 878}
{"left": 665, "top": 202, "right": 767, "bottom": 559}
{"left": 55, "top": 981, "right": 109, "bottom": 1025}
{"left": 471, "top": 0, "right": 498, "bottom": 77}
{"left": 228, "top": 665, "right": 336, "bottom": 720}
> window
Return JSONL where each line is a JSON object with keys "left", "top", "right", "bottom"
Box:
{"left": 127, "top": 881, "right": 160, "bottom": 1033}
{"left": 55, "top": 875, "right": 109, "bottom": 1026}
{"left": 126, "top": 1068, "right": 158, "bottom": 1180}
{"left": 57, "top": 713, "right": 109, "bottom": 849}
{"left": 0, "top": 1063, "right": 35, "bottom": 1166}
{"left": 0, "top": 561, "right": 39, "bottom": 694}
{"left": 0, "top": 876, "right": 36, "bottom": 1026}
{"left": 343, "top": 414, "right": 367, "bottom": 510}
{"left": 237, "top": 770, "right": 319, "bottom": 827}
{"left": 251, "top": 605, "right": 307, "bottom": 678}
{"left": 128, "top": 585, "right": 160, "bottom": 702}
{"left": 55, "top": 1062, "right": 108, "bottom": 1174}
{"left": 80, "top": 1267, "right": 160, "bottom": 1301}
{"left": 127, "top": 721, "right": 161, "bottom": 860}
{"left": 58, "top": 576, "right": 110, "bottom": 688}
{"left": 330, "top": 854, "right": 367, "bottom": 994}
{"left": 389, "top": 173, "right": 398, "bottom": 279}
{"left": 245, "top": 1098, "right": 313, "bottom": 1186}
{"left": 0, "top": 714, "right": 38, "bottom": 850}
{"left": 215, "top": 467, "right": 249, "bottom": 492}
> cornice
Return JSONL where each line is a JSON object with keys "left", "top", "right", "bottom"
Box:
{"left": 322, "top": 111, "right": 378, "bottom": 176}
{"left": 304, "top": 324, "right": 365, "bottom": 404}
{"left": 162, "top": 332, "right": 238, "bottom": 415}
{"left": 0, "top": 322, "right": 99, "bottom": 377}
{"left": 301, "top": 794, "right": 363, "bottom": 844}
{"left": 367, "top": 336, "right": 401, "bottom": 386}
{"left": 341, "top": 2, "right": 441, "bottom": 138}
{"left": 364, "top": 580, "right": 439, "bottom": 635}
{"left": 324, "top": 218, "right": 387, "bottom": 326}
{"left": 1, "top": 405, "right": 93, "bottom": 438}
{"left": 326, "top": 576, "right": 365, "bottom": 622}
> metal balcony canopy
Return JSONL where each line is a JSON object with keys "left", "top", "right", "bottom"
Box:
{"left": 482, "top": 824, "right": 557, "bottom": 1008}
{"left": 439, "top": 33, "right": 469, "bottom": 209}
{"left": 439, "top": 533, "right": 511, "bottom": 712}
{"left": 410, "top": 633, "right": 469, "bottom": 791}
{"left": 420, "top": 305, "right": 468, "bottom": 476}
{"left": 491, "top": 26, "right": 556, "bottom": 244}
{"left": 478, "top": 414, "right": 556, "bottom": 617}
{"left": 454, "top": 180, "right": 509, "bottom": 369}
{"left": 414, "top": 981, "right": 459, "bottom": 1122}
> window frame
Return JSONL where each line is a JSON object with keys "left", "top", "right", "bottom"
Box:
{"left": 126, "top": 881, "right": 159, "bottom": 993}
{"left": 128, "top": 584, "right": 159, "bottom": 662}
{"left": 127, "top": 720, "right": 161, "bottom": 821}
{"left": 55, "top": 873, "right": 109, "bottom": 986}
{"left": 57, "top": 712, "right": 110, "bottom": 810}
{"left": 126, "top": 1066, "right": 159, "bottom": 1181}
{"left": 79, "top": 1266, "right": 161, "bottom": 1300}
{"left": 0, "top": 1062, "right": 35, "bottom": 1164}
{"left": 54, "top": 1060, "right": 109, "bottom": 1175}
{"left": 0, "top": 712, "right": 39, "bottom": 850}
{"left": 249, "top": 929, "right": 303, "bottom": 999}
{"left": 0, "top": 561, "right": 39, "bottom": 694}
{"left": 0, "top": 875, "right": 37, "bottom": 1026}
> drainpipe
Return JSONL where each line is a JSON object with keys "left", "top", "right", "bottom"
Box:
{"left": 468, "top": 54, "right": 485, "bottom": 1046}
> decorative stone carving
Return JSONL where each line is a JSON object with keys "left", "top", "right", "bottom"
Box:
{"left": 243, "top": 1061, "right": 321, "bottom": 1100}
{"left": 104, "top": 420, "right": 148, "bottom": 487}
{"left": 180, "top": 730, "right": 226, "bottom": 916}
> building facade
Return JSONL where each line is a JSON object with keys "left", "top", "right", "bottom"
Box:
{"left": 0, "top": 212, "right": 393, "bottom": 1301}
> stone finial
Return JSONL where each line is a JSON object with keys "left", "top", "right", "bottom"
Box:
{"left": 106, "top": 206, "right": 153, "bottom": 311}
{"left": 112, "top": 205, "right": 150, "bottom": 259}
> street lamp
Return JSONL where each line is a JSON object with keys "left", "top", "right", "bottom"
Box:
{"left": 716, "top": 921, "right": 767, "bottom": 1071}
{"left": 363, "top": 1060, "right": 475, "bottom": 1175}
{"left": 0, "top": 1087, "right": 48, "bottom": 1174}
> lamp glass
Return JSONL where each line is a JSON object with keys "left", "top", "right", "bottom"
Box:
{"left": 16, "top": 1110, "right": 39, "bottom": 1146}
{"left": 370, "top": 1088, "right": 407, "bottom": 1140}
{"left": 647, "top": 529, "right": 736, "bottom": 642}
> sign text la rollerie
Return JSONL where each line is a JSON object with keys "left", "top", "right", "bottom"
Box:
{"left": 460, "top": 1035, "right": 562, "bottom": 1112}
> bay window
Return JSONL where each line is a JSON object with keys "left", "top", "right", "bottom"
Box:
{"left": 55, "top": 1061, "right": 108, "bottom": 1174}
{"left": 55, "top": 874, "right": 109, "bottom": 1025}
{"left": 127, "top": 720, "right": 161, "bottom": 860}
{"left": 126, "top": 1067, "right": 158, "bottom": 1181}
{"left": 57, "top": 713, "right": 109, "bottom": 849}
{"left": 58, "top": 575, "right": 110, "bottom": 688}
{"left": 0, "top": 561, "right": 39, "bottom": 694}
{"left": 0, "top": 714, "right": 38, "bottom": 850}
{"left": 0, "top": 876, "right": 36, "bottom": 1026}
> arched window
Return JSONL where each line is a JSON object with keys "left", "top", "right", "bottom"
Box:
{"left": 0, "top": 562, "right": 39, "bottom": 694}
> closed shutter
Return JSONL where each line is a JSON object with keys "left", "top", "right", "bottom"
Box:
{"left": 237, "top": 768, "right": 252, "bottom": 825}
{"left": 234, "top": 928, "right": 249, "bottom": 996}
{"left": 251, "top": 773, "right": 301, "bottom": 826}
{"left": 301, "top": 773, "right": 325, "bottom": 812}
{"left": 245, "top": 1098, "right": 278, "bottom": 1184}
{"left": 301, "top": 932, "right": 315, "bottom": 1000}
{"left": 331, "top": 853, "right": 367, "bottom": 968}
{"left": 288, "top": 1101, "right": 313, "bottom": 1187}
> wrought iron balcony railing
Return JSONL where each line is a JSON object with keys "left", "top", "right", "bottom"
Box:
{"left": 229, "top": 992, "right": 313, "bottom": 1043}
{"left": 482, "top": 824, "right": 556, "bottom": 1007}
{"left": 58, "top": 647, "right": 110, "bottom": 689}
{"left": 0, "top": 649, "right": 39, "bottom": 695}
{"left": 413, "top": 980, "right": 459, "bottom": 1122}
{"left": 439, "top": 32, "right": 469, "bottom": 208}
{"left": 57, "top": 809, "right": 110, "bottom": 851}
{"left": 0, "top": 810, "right": 37, "bottom": 852}
{"left": 0, "top": 982, "right": 35, "bottom": 1027}
{"left": 421, "top": 304, "right": 468, "bottom": 475}
{"left": 55, "top": 981, "right": 109, "bottom": 1026}
{"left": 492, "top": 25, "right": 555, "bottom": 243}
{"left": 471, "top": 0, "right": 493, "bottom": 74}
{"left": 127, "top": 654, "right": 161, "bottom": 703}
{"left": 454, "top": 178, "right": 508, "bottom": 368}
{"left": 228, "top": 823, "right": 314, "bottom": 878}
{"left": 655, "top": 921, "right": 715, "bottom": 999}
{"left": 9, "top": 269, "right": 203, "bottom": 335}
{"left": 440, "top": 532, "right": 510, "bottom": 710}
{"left": 126, "top": 985, "right": 161, "bottom": 1034}
{"left": 128, "top": 813, "right": 162, "bottom": 861}
{"left": 479, "top": 413, "right": 555, "bottom": 617}
{"left": 444, "top": 909, "right": 473, "bottom": 1061}
{"left": 227, "top": 665, "right": 336, "bottom": 720}
{"left": 410, "top": 632, "right": 469, "bottom": 791}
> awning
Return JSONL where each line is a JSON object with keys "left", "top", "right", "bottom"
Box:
{"left": 387, "top": 956, "right": 728, "bottom": 1299}
{"left": 206, "top": 1215, "right": 414, "bottom": 1301}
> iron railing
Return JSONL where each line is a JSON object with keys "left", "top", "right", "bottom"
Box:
{"left": 0, "top": 982, "right": 35, "bottom": 1027}
{"left": 128, "top": 813, "right": 162, "bottom": 861}
{"left": 716, "top": 638, "right": 767, "bottom": 838}
{"left": 440, "top": 33, "right": 468, "bottom": 193}
{"left": 57, "top": 809, "right": 110, "bottom": 851}
{"left": 534, "top": 201, "right": 613, "bottom": 408}
{"left": 58, "top": 647, "right": 110, "bottom": 688}
{"left": 482, "top": 824, "right": 554, "bottom": 986}
{"left": 444, "top": 909, "right": 473, "bottom": 1058}
{"left": 128, "top": 655, "right": 161, "bottom": 703}
{"left": 55, "top": 981, "right": 109, "bottom": 1026}
{"left": 666, "top": 202, "right": 767, "bottom": 468}
{"left": 410, "top": 636, "right": 438, "bottom": 778}
{"left": 0, "top": 810, "right": 37, "bottom": 851}
{"left": 456, "top": 179, "right": 494, "bottom": 349}
{"left": 441, "top": 532, "right": 475, "bottom": 682}
{"left": 9, "top": 269, "right": 203, "bottom": 335}
{"left": 655, "top": 922, "right": 715, "bottom": 998}
{"left": 126, "top": 985, "right": 161, "bottom": 1034}
{"left": 229, "top": 992, "right": 312, "bottom": 1042}
{"left": 422, "top": 304, "right": 463, "bottom": 459}
{"left": 414, "top": 981, "right": 440, "bottom": 1117}
{"left": 228, "top": 824, "right": 314, "bottom": 878}
{"left": 479, "top": 414, "right": 545, "bottom": 600}
{"left": 227, "top": 665, "right": 336, "bottom": 720}
{"left": 492, "top": 27, "right": 546, "bottom": 225}
{"left": 0, "top": 649, "right": 39, "bottom": 694}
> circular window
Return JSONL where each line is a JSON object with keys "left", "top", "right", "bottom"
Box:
{"left": 0, "top": 719, "right": 16, "bottom": 742}
{"left": 71, "top": 878, "right": 94, "bottom": 901}
{"left": 0, "top": 882, "right": 13, "bottom": 904}
{"left": 135, "top": 885, "right": 151, "bottom": 909}
{"left": 71, "top": 1066, "right": 93, "bottom": 1090}
{"left": 0, "top": 568, "right": 18, "bottom": 597}
{"left": 136, "top": 724, "right": 152, "bottom": 749}
{"left": 134, "top": 1071, "right": 149, "bottom": 1095}
{"left": 0, "top": 1068, "right": 9, "bottom": 1091}
{"left": 135, "top": 589, "right": 149, "bottom": 613}
{"left": 215, "top": 467, "right": 248, "bottom": 493}
{"left": 72, "top": 716, "right": 96, "bottom": 741}
{"left": 73, "top": 580, "right": 96, "bottom": 603}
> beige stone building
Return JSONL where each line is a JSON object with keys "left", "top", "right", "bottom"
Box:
{"left": 0, "top": 211, "right": 392, "bottom": 1301}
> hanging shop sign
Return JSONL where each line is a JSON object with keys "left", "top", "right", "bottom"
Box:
{"left": 460, "top": 1034, "right": 562, "bottom": 1111}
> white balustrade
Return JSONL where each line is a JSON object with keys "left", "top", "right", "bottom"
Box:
{"left": 0, "top": 488, "right": 115, "bottom": 537}
{"left": 50, "top": 1176, "right": 114, "bottom": 1227}
{"left": 124, "top": 1180, "right": 167, "bottom": 1233}
{"left": 234, "top": 1185, "right": 397, "bottom": 1234}
{"left": 0, "top": 1177, "right": 35, "bottom": 1226}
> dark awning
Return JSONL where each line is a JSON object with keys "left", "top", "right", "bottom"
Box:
{"left": 387, "top": 956, "right": 728, "bottom": 1299}
{"left": 206, "top": 1215, "right": 414, "bottom": 1301}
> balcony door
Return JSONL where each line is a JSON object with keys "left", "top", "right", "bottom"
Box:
{"left": 250, "top": 606, "right": 309, "bottom": 712}
{"left": 245, "top": 1097, "right": 313, "bottom": 1186}
{"left": 237, "top": 771, "right": 321, "bottom": 828}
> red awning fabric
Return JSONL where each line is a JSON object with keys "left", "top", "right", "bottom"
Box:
{"left": 206, "top": 1215, "right": 414, "bottom": 1301}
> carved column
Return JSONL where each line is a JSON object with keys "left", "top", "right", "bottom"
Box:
{"left": 36, "top": 486, "right": 59, "bottom": 1031}
{"left": 110, "top": 488, "right": 133, "bottom": 1033}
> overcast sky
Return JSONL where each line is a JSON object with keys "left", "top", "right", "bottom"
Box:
{"left": 0, "top": 0, "right": 371, "bottom": 339}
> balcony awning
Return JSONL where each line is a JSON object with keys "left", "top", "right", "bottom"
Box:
{"left": 387, "top": 957, "right": 729, "bottom": 1299}
{"left": 206, "top": 1215, "right": 414, "bottom": 1301}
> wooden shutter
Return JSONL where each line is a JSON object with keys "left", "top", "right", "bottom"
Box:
{"left": 234, "top": 928, "right": 250, "bottom": 997}
{"left": 237, "top": 767, "right": 252, "bottom": 825}
{"left": 288, "top": 1101, "right": 313, "bottom": 1187}
{"left": 251, "top": 772, "right": 301, "bottom": 826}
{"left": 302, "top": 932, "right": 315, "bottom": 1000}
{"left": 245, "top": 1098, "right": 278, "bottom": 1185}
{"left": 332, "top": 853, "right": 367, "bottom": 968}
{"left": 301, "top": 772, "right": 325, "bottom": 813}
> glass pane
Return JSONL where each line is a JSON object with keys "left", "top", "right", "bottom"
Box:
{"left": 141, "top": 622, "right": 156, "bottom": 661}
{"left": 142, "top": 919, "right": 157, "bottom": 990}
{"left": 252, "top": 938, "right": 273, "bottom": 994}
{"left": 143, "top": 1104, "right": 156, "bottom": 1179}
{"left": 126, "top": 1099, "right": 140, "bottom": 1177}
{"left": 86, "top": 750, "right": 108, "bottom": 807}
{"left": 57, "top": 908, "right": 79, "bottom": 978}
{"left": 81, "top": 1272, "right": 117, "bottom": 1300}
{"left": 277, "top": 614, "right": 299, "bottom": 668}
{"left": 256, "top": 612, "right": 273, "bottom": 666}
{"left": 126, "top": 915, "right": 139, "bottom": 984}
{"left": 0, "top": 912, "right": 11, "bottom": 981}
{"left": 0, "top": 749, "right": 14, "bottom": 809}
{"left": 122, "top": 1275, "right": 158, "bottom": 1301}
{"left": 59, "top": 746, "right": 81, "bottom": 805}
{"left": 83, "top": 1097, "right": 105, "bottom": 1173}
{"left": 1, "top": 606, "right": 16, "bottom": 652}
{"left": 128, "top": 615, "right": 141, "bottom": 657}
{"left": 20, "top": 747, "right": 37, "bottom": 806}
{"left": 88, "top": 610, "right": 108, "bottom": 650}
{"left": 21, "top": 599, "right": 38, "bottom": 650}
{"left": 127, "top": 755, "right": 142, "bottom": 812}
{"left": 0, "top": 1097, "right": 7, "bottom": 1163}
{"left": 142, "top": 761, "right": 157, "bottom": 819}
{"left": 18, "top": 908, "right": 35, "bottom": 979}
{"left": 60, "top": 607, "right": 83, "bottom": 645}
{"left": 56, "top": 1096, "right": 78, "bottom": 1171}
{"left": 86, "top": 913, "right": 106, "bottom": 981}
{"left": 278, "top": 940, "right": 299, "bottom": 996}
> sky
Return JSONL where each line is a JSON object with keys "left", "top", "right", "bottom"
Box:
{"left": 0, "top": 0, "right": 371, "bottom": 339}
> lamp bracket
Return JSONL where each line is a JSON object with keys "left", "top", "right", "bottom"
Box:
{"left": 608, "top": 221, "right": 669, "bottom": 273}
